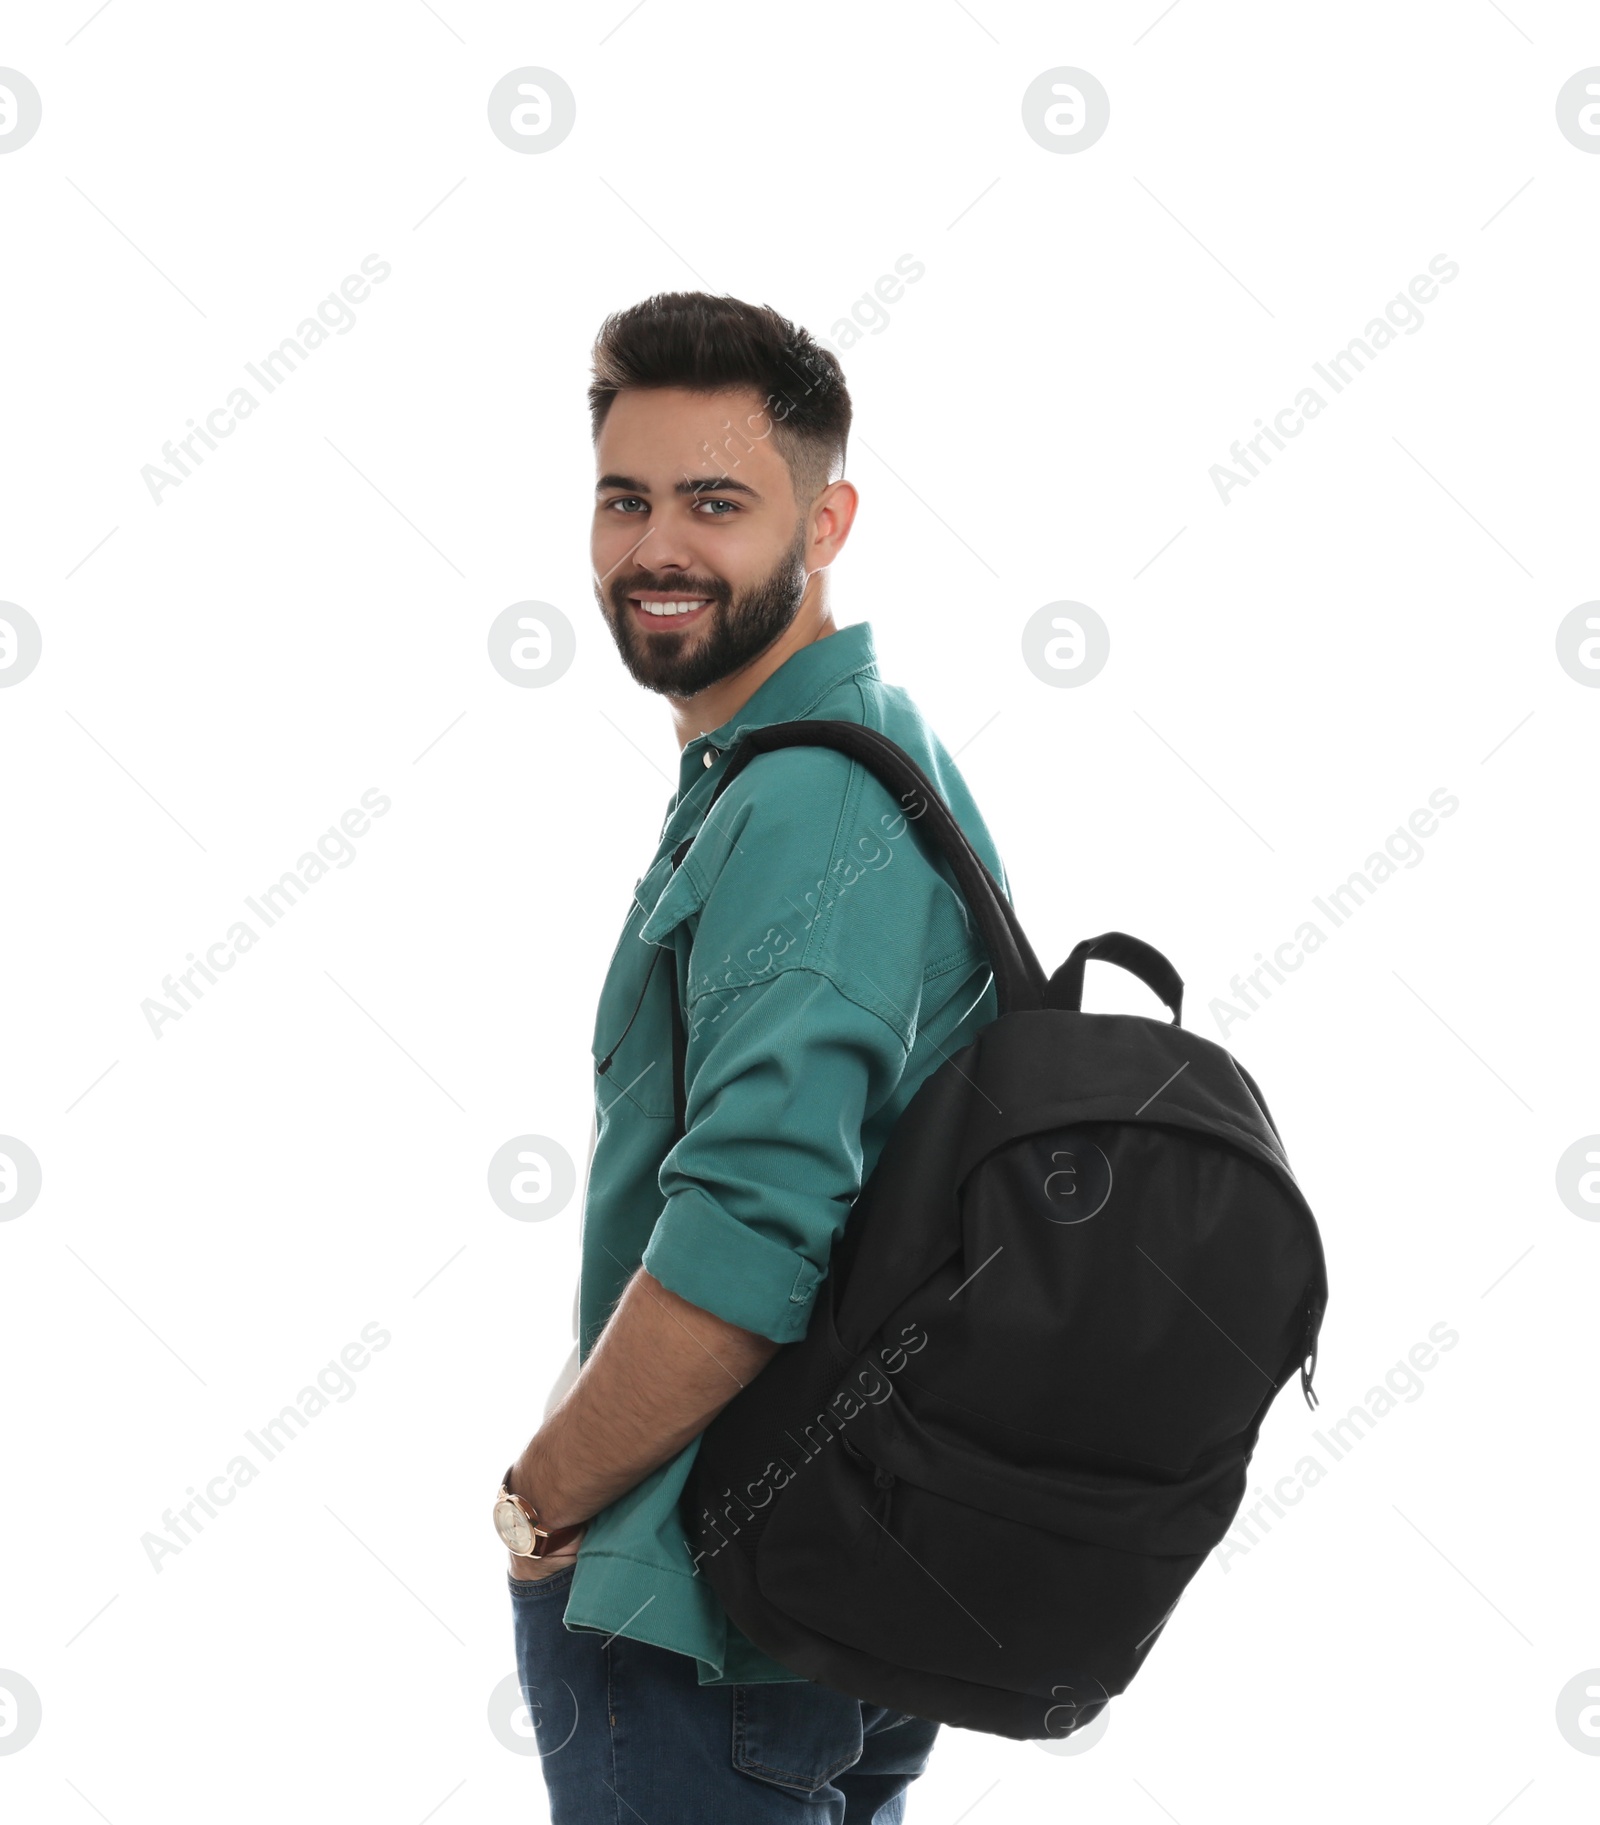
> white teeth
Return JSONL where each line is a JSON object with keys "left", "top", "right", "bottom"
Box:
{"left": 637, "top": 599, "right": 708, "bottom": 616}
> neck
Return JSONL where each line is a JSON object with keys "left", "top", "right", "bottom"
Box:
{"left": 666, "top": 583, "right": 838, "bottom": 753}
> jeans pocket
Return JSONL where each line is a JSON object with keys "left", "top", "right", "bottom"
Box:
{"left": 731, "top": 1680, "right": 865, "bottom": 1795}
{"left": 507, "top": 1560, "right": 577, "bottom": 1599}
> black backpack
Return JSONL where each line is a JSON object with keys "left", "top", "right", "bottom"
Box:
{"left": 670, "top": 720, "right": 1329, "bottom": 1743}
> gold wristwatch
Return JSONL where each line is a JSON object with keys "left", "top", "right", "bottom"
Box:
{"left": 494, "top": 1463, "right": 585, "bottom": 1560}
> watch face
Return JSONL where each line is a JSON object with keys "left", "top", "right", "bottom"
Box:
{"left": 494, "top": 1494, "right": 537, "bottom": 1556}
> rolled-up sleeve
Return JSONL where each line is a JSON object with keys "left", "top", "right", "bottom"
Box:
{"left": 641, "top": 964, "right": 910, "bottom": 1344}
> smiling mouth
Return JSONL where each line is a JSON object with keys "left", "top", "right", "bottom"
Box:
{"left": 628, "top": 595, "right": 714, "bottom": 626}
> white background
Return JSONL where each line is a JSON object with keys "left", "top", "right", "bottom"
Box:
{"left": 2, "top": 1, "right": 1597, "bottom": 1820}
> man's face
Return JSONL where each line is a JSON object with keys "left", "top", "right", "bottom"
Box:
{"left": 592, "top": 386, "right": 813, "bottom": 698}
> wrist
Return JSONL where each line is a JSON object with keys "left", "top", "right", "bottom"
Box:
{"left": 510, "top": 1448, "right": 572, "bottom": 1532}
{"left": 496, "top": 1445, "right": 591, "bottom": 1562}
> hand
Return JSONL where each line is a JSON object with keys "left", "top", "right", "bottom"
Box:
{"left": 507, "top": 1527, "right": 586, "bottom": 1583}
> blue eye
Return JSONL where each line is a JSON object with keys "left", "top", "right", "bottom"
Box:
{"left": 602, "top": 494, "right": 739, "bottom": 515}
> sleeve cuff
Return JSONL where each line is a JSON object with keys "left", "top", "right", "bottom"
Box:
{"left": 641, "top": 1183, "right": 825, "bottom": 1346}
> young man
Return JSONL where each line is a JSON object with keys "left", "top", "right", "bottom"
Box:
{"left": 500, "top": 292, "right": 1011, "bottom": 1821}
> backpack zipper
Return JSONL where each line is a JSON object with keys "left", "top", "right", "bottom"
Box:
{"left": 1299, "top": 1303, "right": 1321, "bottom": 1410}
{"left": 871, "top": 1463, "right": 897, "bottom": 1532}
{"left": 840, "top": 1430, "right": 899, "bottom": 1531}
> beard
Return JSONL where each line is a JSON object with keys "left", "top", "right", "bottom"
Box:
{"left": 595, "top": 516, "right": 811, "bottom": 699}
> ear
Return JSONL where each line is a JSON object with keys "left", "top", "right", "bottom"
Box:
{"left": 808, "top": 479, "right": 860, "bottom": 564}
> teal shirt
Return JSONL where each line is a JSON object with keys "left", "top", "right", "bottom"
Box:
{"left": 562, "top": 619, "right": 1012, "bottom": 1684}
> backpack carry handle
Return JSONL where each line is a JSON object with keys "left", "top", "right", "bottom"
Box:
{"left": 701, "top": 720, "right": 1050, "bottom": 1017}
{"left": 1046, "top": 931, "right": 1184, "bottom": 1025}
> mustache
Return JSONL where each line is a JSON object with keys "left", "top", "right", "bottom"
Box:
{"left": 613, "top": 572, "right": 728, "bottom": 604}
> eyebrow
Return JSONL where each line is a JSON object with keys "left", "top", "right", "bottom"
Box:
{"left": 596, "top": 473, "right": 764, "bottom": 500}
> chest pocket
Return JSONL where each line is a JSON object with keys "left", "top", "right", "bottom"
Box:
{"left": 589, "top": 853, "right": 705, "bottom": 1124}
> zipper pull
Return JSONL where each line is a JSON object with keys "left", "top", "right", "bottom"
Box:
{"left": 1300, "top": 1309, "right": 1320, "bottom": 1411}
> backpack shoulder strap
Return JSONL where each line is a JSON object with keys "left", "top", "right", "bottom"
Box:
{"left": 661, "top": 719, "right": 1045, "bottom": 1143}
{"left": 699, "top": 718, "right": 1046, "bottom": 1017}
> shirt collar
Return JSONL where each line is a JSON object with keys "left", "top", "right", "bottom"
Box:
{"left": 685, "top": 620, "right": 878, "bottom": 763}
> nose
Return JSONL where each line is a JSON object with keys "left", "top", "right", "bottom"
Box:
{"left": 635, "top": 519, "right": 698, "bottom": 575}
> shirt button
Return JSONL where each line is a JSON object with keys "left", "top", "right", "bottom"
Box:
{"left": 702, "top": 746, "right": 718, "bottom": 767}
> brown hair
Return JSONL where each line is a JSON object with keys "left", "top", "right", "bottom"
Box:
{"left": 589, "top": 291, "right": 851, "bottom": 511}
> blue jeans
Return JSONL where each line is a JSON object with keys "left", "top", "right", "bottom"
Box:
{"left": 509, "top": 1564, "right": 941, "bottom": 1822}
